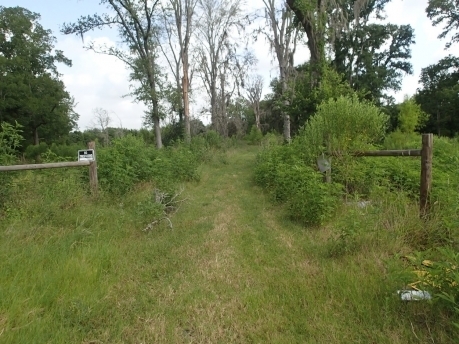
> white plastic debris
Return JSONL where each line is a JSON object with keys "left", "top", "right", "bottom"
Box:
{"left": 397, "top": 290, "right": 432, "bottom": 301}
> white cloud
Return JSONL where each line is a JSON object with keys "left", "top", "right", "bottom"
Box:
{"left": 55, "top": 35, "right": 147, "bottom": 130}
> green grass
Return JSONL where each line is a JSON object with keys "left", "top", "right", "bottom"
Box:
{"left": 0, "top": 144, "right": 456, "bottom": 342}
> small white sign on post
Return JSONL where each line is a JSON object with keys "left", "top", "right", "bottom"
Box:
{"left": 78, "top": 149, "right": 95, "bottom": 161}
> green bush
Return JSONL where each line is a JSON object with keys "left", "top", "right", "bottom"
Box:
{"left": 96, "top": 135, "right": 200, "bottom": 195}
{"left": 296, "top": 95, "right": 389, "bottom": 160}
{"left": 255, "top": 146, "right": 342, "bottom": 225}
{"left": 261, "top": 132, "right": 282, "bottom": 148}
{"left": 246, "top": 125, "right": 263, "bottom": 145}
{"left": 0, "top": 122, "right": 23, "bottom": 211}
{"left": 203, "top": 130, "right": 222, "bottom": 149}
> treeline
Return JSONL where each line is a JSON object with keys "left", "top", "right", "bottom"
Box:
{"left": 2, "top": 1, "right": 459, "bottom": 153}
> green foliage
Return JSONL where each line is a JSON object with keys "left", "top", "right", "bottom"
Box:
{"left": 0, "top": 6, "right": 77, "bottom": 145}
{"left": 0, "top": 121, "right": 23, "bottom": 210}
{"left": 273, "top": 63, "right": 355, "bottom": 132}
{"left": 255, "top": 145, "right": 342, "bottom": 225}
{"left": 334, "top": 23, "right": 414, "bottom": 104}
{"left": 297, "top": 95, "right": 389, "bottom": 159}
{"left": 96, "top": 135, "right": 200, "bottom": 195}
{"left": 416, "top": 55, "right": 459, "bottom": 136}
{"left": 405, "top": 247, "right": 459, "bottom": 328}
{"left": 202, "top": 130, "right": 223, "bottom": 149}
{"left": 0, "top": 121, "right": 23, "bottom": 157}
{"left": 426, "top": 0, "right": 459, "bottom": 49}
{"left": 260, "top": 132, "right": 282, "bottom": 148}
{"left": 246, "top": 125, "right": 263, "bottom": 145}
{"left": 397, "top": 96, "right": 428, "bottom": 133}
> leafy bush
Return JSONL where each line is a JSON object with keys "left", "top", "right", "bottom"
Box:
{"left": 96, "top": 135, "right": 200, "bottom": 195}
{"left": 296, "top": 95, "right": 389, "bottom": 160}
{"left": 246, "top": 125, "right": 263, "bottom": 145}
{"left": 202, "top": 130, "right": 222, "bottom": 149}
{"left": 0, "top": 122, "right": 23, "bottom": 210}
{"left": 255, "top": 146, "right": 342, "bottom": 225}
{"left": 261, "top": 132, "right": 282, "bottom": 148}
{"left": 25, "top": 142, "right": 84, "bottom": 161}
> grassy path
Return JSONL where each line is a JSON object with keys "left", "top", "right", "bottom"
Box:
{"left": 110, "top": 145, "right": 427, "bottom": 343}
{"left": 1, "top": 144, "right": 451, "bottom": 343}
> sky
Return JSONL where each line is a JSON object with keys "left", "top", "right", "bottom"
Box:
{"left": 2, "top": 0, "right": 459, "bottom": 130}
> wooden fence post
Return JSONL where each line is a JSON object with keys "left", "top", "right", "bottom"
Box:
{"left": 420, "top": 133, "right": 433, "bottom": 218}
{"left": 88, "top": 141, "right": 98, "bottom": 195}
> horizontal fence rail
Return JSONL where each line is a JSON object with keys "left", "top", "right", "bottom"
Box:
{"left": 330, "top": 149, "right": 422, "bottom": 157}
{"left": 352, "top": 149, "right": 422, "bottom": 157}
{"left": 0, "top": 141, "right": 98, "bottom": 194}
{"left": 322, "top": 134, "right": 433, "bottom": 219}
{"left": 0, "top": 160, "right": 90, "bottom": 172}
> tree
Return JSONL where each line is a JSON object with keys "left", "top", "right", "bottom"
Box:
{"left": 397, "top": 96, "right": 427, "bottom": 133}
{"left": 90, "top": 108, "right": 112, "bottom": 146}
{"left": 0, "top": 6, "right": 77, "bottom": 145}
{"left": 245, "top": 75, "right": 264, "bottom": 129}
{"left": 415, "top": 55, "right": 459, "bottom": 136}
{"left": 286, "top": 0, "right": 369, "bottom": 85}
{"left": 426, "top": 0, "right": 459, "bottom": 48}
{"left": 333, "top": 0, "right": 414, "bottom": 104}
{"left": 195, "top": 0, "right": 249, "bottom": 136}
{"left": 62, "top": 0, "right": 165, "bottom": 148}
{"left": 159, "top": 0, "right": 198, "bottom": 144}
{"left": 287, "top": 63, "right": 355, "bottom": 132}
{"left": 261, "top": 0, "right": 299, "bottom": 142}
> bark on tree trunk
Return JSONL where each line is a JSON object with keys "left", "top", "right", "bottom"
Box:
{"left": 34, "top": 127, "right": 39, "bottom": 146}
{"left": 254, "top": 103, "right": 260, "bottom": 129}
{"left": 148, "top": 66, "right": 163, "bottom": 149}
{"left": 220, "top": 73, "right": 228, "bottom": 137}
{"left": 210, "top": 81, "right": 217, "bottom": 132}
{"left": 286, "top": 0, "right": 322, "bottom": 87}
{"left": 153, "top": 115, "right": 163, "bottom": 149}
{"left": 182, "top": 72, "right": 191, "bottom": 144}
{"left": 183, "top": 64, "right": 190, "bottom": 141}
{"left": 280, "top": 67, "right": 291, "bottom": 143}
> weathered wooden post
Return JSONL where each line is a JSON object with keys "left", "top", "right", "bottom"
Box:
{"left": 88, "top": 141, "right": 98, "bottom": 195}
{"left": 420, "top": 133, "right": 433, "bottom": 218}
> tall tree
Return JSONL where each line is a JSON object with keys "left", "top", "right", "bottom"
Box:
{"left": 333, "top": 0, "right": 414, "bottom": 104}
{"left": 261, "top": 0, "right": 299, "bottom": 142}
{"left": 416, "top": 55, "right": 459, "bottom": 136}
{"left": 286, "top": 0, "right": 368, "bottom": 84}
{"left": 0, "top": 6, "right": 77, "bottom": 145}
{"left": 159, "top": 0, "right": 198, "bottom": 143}
{"left": 195, "top": 0, "right": 248, "bottom": 136}
{"left": 62, "top": 0, "right": 165, "bottom": 148}
{"left": 245, "top": 75, "right": 264, "bottom": 129}
{"left": 90, "top": 107, "right": 112, "bottom": 146}
{"left": 426, "top": 0, "right": 459, "bottom": 48}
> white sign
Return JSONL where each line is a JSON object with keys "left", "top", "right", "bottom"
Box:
{"left": 78, "top": 149, "right": 95, "bottom": 161}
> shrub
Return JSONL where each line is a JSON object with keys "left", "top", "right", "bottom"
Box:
{"left": 246, "top": 125, "right": 263, "bottom": 145}
{"left": 0, "top": 122, "right": 23, "bottom": 210}
{"left": 96, "top": 135, "right": 200, "bottom": 195}
{"left": 297, "top": 95, "right": 389, "bottom": 160}
{"left": 255, "top": 146, "right": 342, "bottom": 225}
{"left": 203, "top": 130, "right": 222, "bottom": 149}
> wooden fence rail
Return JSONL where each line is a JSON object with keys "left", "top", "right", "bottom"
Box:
{"left": 0, "top": 161, "right": 90, "bottom": 171}
{"left": 0, "top": 141, "right": 98, "bottom": 195}
{"left": 324, "top": 134, "right": 433, "bottom": 218}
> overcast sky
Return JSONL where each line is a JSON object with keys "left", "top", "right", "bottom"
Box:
{"left": 3, "top": 0, "right": 459, "bottom": 130}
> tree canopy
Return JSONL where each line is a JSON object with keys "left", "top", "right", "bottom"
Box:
{"left": 0, "top": 6, "right": 77, "bottom": 145}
